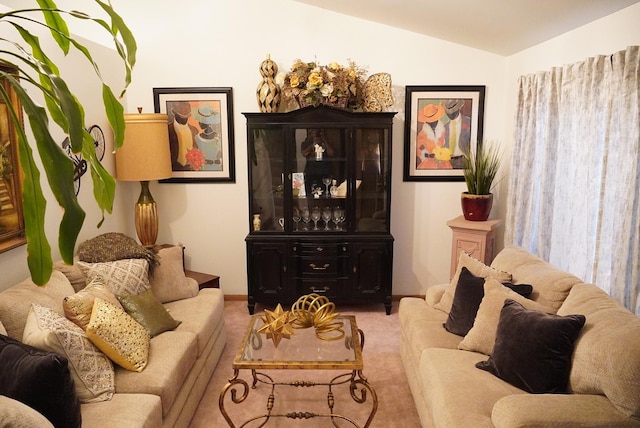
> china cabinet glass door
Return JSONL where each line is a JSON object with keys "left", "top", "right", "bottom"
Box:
{"left": 290, "top": 127, "right": 347, "bottom": 233}
{"left": 249, "top": 128, "right": 285, "bottom": 232}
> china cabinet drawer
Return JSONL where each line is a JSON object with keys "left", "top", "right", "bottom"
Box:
{"left": 295, "top": 279, "right": 344, "bottom": 299}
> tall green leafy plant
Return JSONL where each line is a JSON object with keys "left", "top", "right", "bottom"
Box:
{"left": 0, "top": 0, "right": 136, "bottom": 285}
{"left": 462, "top": 143, "right": 501, "bottom": 195}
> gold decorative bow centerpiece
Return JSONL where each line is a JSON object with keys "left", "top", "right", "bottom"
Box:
{"left": 291, "top": 294, "right": 344, "bottom": 341}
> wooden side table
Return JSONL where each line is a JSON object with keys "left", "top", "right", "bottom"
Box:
{"left": 185, "top": 270, "right": 220, "bottom": 289}
{"left": 447, "top": 216, "right": 502, "bottom": 279}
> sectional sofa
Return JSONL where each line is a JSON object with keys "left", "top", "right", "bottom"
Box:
{"left": 399, "top": 246, "right": 640, "bottom": 427}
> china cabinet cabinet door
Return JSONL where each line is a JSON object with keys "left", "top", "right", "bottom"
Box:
{"left": 351, "top": 240, "right": 393, "bottom": 314}
{"left": 246, "top": 241, "right": 289, "bottom": 314}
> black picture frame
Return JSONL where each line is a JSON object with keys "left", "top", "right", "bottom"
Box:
{"left": 153, "top": 87, "right": 235, "bottom": 183}
{"left": 403, "top": 85, "right": 485, "bottom": 182}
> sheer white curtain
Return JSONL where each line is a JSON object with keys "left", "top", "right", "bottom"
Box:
{"left": 506, "top": 46, "right": 640, "bottom": 314}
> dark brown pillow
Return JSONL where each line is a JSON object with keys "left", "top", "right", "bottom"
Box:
{"left": 476, "top": 299, "right": 586, "bottom": 393}
{"left": 444, "top": 268, "right": 534, "bottom": 336}
{"left": 0, "top": 334, "right": 81, "bottom": 427}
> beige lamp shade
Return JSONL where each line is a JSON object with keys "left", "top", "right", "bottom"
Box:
{"left": 116, "top": 113, "right": 172, "bottom": 181}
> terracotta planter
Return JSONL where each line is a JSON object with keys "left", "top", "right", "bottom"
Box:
{"left": 461, "top": 192, "right": 493, "bottom": 221}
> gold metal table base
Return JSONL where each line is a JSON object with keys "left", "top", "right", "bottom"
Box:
{"left": 219, "top": 368, "right": 378, "bottom": 427}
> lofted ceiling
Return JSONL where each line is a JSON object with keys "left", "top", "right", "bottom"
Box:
{"left": 293, "top": 0, "right": 640, "bottom": 55}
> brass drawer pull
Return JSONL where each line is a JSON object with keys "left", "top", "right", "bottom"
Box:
{"left": 310, "top": 263, "right": 330, "bottom": 270}
{"left": 310, "top": 286, "right": 329, "bottom": 293}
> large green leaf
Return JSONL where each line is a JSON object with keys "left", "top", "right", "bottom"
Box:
{"left": 35, "top": 0, "right": 70, "bottom": 54}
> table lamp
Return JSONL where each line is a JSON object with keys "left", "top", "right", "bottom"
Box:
{"left": 115, "top": 111, "right": 172, "bottom": 246}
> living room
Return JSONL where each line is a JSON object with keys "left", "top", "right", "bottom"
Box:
{"left": 0, "top": 1, "right": 639, "bottom": 427}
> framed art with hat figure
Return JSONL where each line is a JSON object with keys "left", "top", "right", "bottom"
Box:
{"left": 153, "top": 87, "right": 235, "bottom": 183}
{"left": 403, "top": 85, "right": 485, "bottom": 181}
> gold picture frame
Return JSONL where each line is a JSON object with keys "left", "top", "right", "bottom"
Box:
{"left": 0, "top": 64, "right": 26, "bottom": 253}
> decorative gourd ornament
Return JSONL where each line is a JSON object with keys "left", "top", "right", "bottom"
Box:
{"left": 256, "top": 54, "right": 281, "bottom": 113}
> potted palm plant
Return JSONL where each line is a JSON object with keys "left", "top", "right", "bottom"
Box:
{"left": 0, "top": 1, "right": 136, "bottom": 285}
{"left": 461, "top": 142, "right": 501, "bottom": 221}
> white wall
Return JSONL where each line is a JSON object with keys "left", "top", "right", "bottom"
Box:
{"left": 102, "top": 0, "right": 507, "bottom": 297}
{"left": 0, "top": 6, "right": 130, "bottom": 288}
{"left": 1, "top": 1, "right": 637, "bottom": 298}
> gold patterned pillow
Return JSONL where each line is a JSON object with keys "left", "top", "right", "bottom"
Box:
{"left": 78, "top": 259, "right": 150, "bottom": 296}
{"left": 63, "top": 276, "right": 124, "bottom": 331}
{"left": 86, "top": 298, "right": 150, "bottom": 372}
{"left": 22, "top": 304, "right": 115, "bottom": 403}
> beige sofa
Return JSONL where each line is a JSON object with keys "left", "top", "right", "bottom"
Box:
{"left": 0, "top": 249, "right": 226, "bottom": 428}
{"left": 400, "top": 246, "right": 640, "bottom": 428}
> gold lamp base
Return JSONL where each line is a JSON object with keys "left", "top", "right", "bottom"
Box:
{"left": 135, "top": 181, "right": 159, "bottom": 246}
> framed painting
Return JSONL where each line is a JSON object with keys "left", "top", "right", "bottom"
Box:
{"left": 0, "top": 64, "right": 26, "bottom": 253}
{"left": 153, "top": 87, "right": 235, "bottom": 182}
{"left": 403, "top": 85, "right": 485, "bottom": 181}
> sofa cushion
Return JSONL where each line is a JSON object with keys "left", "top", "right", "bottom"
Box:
{"left": 476, "top": 299, "right": 585, "bottom": 393}
{"left": 114, "top": 330, "right": 198, "bottom": 416}
{"left": 558, "top": 283, "right": 640, "bottom": 418}
{"left": 458, "top": 279, "right": 554, "bottom": 355}
{"left": 490, "top": 246, "right": 583, "bottom": 310}
{"left": 0, "top": 319, "right": 6, "bottom": 336}
{"left": 22, "top": 304, "right": 115, "bottom": 403}
{"left": 54, "top": 259, "right": 87, "bottom": 292}
{"left": 86, "top": 298, "right": 150, "bottom": 372}
{"left": 80, "top": 393, "right": 162, "bottom": 428}
{"left": 63, "top": 276, "right": 124, "bottom": 331}
{"left": 435, "top": 251, "right": 512, "bottom": 313}
{"left": 149, "top": 244, "right": 199, "bottom": 303}
{"left": 0, "top": 270, "right": 74, "bottom": 340}
{"left": 419, "top": 347, "right": 525, "bottom": 428}
{"left": 0, "top": 334, "right": 81, "bottom": 428}
{"left": 78, "top": 258, "right": 150, "bottom": 296}
{"left": 0, "top": 395, "right": 55, "bottom": 428}
{"left": 117, "top": 289, "right": 182, "bottom": 337}
{"left": 164, "top": 288, "right": 225, "bottom": 355}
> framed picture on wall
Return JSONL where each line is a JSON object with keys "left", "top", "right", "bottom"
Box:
{"left": 153, "top": 87, "right": 235, "bottom": 183}
{"left": 403, "top": 85, "right": 485, "bottom": 182}
{"left": 0, "top": 64, "right": 26, "bottom": 253}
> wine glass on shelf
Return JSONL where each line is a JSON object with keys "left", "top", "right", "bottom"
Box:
{"left": 322, "top": 177, "right": 332, "bottom": 197}
{"left": 292, "top": 207, "right": 301, "bottom": 231}
{"left": 322, "top": 206, "right": 332, "bottom": 230}
{"left": 311, "top": 207, "right": 321, "bottom": 231}
{"left": 332, "top": 207, "right": 343, "bottom": 231}
{"left": 301, "top": 207, "right": 310, "bottom": 231}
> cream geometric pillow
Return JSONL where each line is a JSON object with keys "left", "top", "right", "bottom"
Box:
{"left": 22, "top": 304, "right": 115, "bottom": 403}
{"left": 78, "top": 259, "right": 150, "bottom": 296}
{"left": 458, "top": 279, "right": 554, "bottom": 356}
{"left": 86, "top": 298, "right": 150, "bottom": 372}
{"left": 435, "top": 251, "right": 512, "bottom": 313}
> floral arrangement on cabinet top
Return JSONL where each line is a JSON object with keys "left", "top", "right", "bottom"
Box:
{"left": 257, "top": 56, "right": 394, "bottom": 113}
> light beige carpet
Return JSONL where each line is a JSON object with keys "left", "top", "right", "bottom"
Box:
{"left": 190, "top": 300, "right": 421, "bottom": 427}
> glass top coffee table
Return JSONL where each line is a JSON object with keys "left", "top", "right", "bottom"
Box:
{"left": 219, "top": 314, "right": 377, "bottom": 427}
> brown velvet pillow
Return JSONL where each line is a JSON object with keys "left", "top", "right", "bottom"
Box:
{"left": 476, "top": 299, "right": 586, "bottom": 393}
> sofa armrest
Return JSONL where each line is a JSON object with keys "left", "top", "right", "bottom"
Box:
{"left": 492, "top": 394, "right": 639, "bottom": 428}
{"left": 425, "top": 283, "right": 448, "bottom": 308}
{"left": 0, "top": 396, "right": 54, "bottom": 428}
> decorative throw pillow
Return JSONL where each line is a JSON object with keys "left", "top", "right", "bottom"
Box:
{"left": 444, "top": 267, "right": 486, "bottom": 336}
{"left": 0, "top": 319, "right": 6, "bottom": 336}
{"left": 435, "top": 251, "right": 512, "bottom": 313}
{"left": 476, "top": 299, "right": 586, "bottom": 393}
{"left": 445, "top": 268, "right": 535, "bottom": 336}
{"left": 117, "top": 289, "right": 181, "bottom": 337}
{"left": 86, "top": 298, "right": 150, "bottom": 372}
{"left": 149, "top": 244, "right": 199, "bottom": 303}
{"left": 63, "top": 276, "right": 124, "bottom": 331}
{"left": 78, "top": 258, "right": 150, "bottom": 296}
{"left": 0, "top": 334, "right": 81, "bottom": 428}
{"left": 458, "top": 279, "right": 554, "bottom": 355}
{"left": 22, "top": 304, "right": 115, "bottom": 403}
